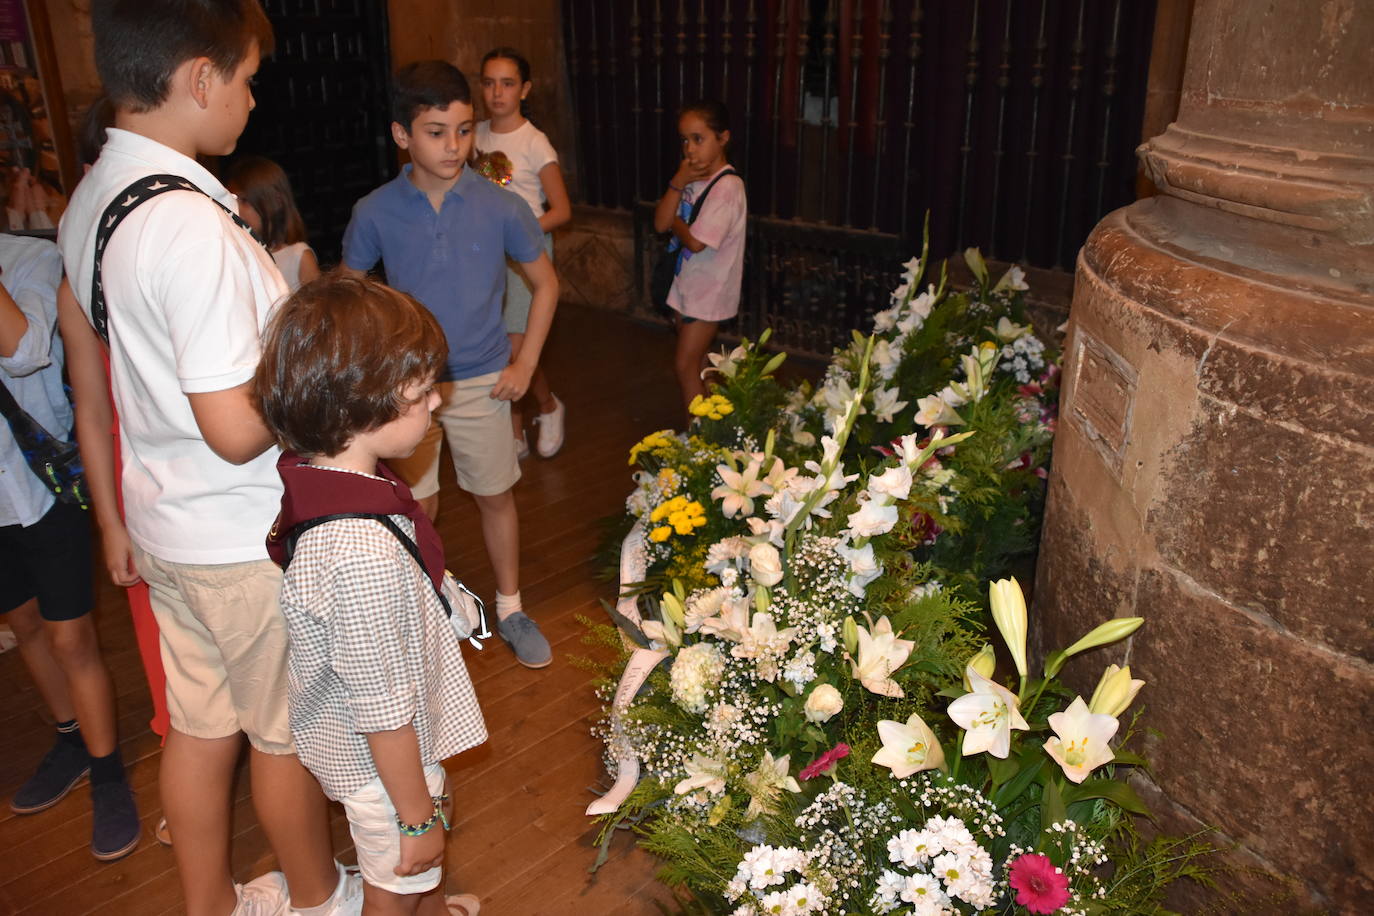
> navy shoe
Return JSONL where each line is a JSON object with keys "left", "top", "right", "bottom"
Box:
{"left": 10, "top": 738, "right": 89, "bottom": 814}
{"left": 91, "top": 781, "right": 140, "bottom": 861}
{"left": 497, "top": 612, "right": 552, "bottom": 668}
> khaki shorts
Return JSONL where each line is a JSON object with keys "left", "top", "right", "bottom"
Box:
{"left": 134, "top": 546, "right": 293, "bottom": 754}
{"left": 388, "top": 371, "right": 521, "bottom": 499}
{"left": 342, "top": 762, "right": 447, "bottom": 894}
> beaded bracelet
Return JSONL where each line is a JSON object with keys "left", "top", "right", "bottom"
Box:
{"left": 395, "top": 793, "right": 451, "bottom": 837}
{"left": 667, "top": 182, "right": 685, "bottom": 193}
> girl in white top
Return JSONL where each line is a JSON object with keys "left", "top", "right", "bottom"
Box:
{"left": 477, "top": 47, "right": 572, "bottom": 460}
{"left": 652, "top": 99, "right": 748, "bottom": 416}
{"left": 226, "top": 156, "right": 320, "bottom": 292}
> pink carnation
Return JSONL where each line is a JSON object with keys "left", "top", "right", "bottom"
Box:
{"left": 1008, "top": 853, "right": 1071, "bottom": 914}
{"left": 799, "top": 743, "right": 851, "bottom": 781}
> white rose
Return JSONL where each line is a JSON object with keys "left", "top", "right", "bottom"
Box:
{"left": 748, "top": 541, "right": 784, "bottom": 586}
{"left": 804, "top": 683, "right": 844, "bottom": 723}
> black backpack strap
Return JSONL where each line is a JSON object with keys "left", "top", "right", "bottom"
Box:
{"left": 686, "top": 168, "right": 741, "bottom": 225}
{"left": 283, "top": 512, "right": 453, "bottom": 618}
{"left": 90, "top": 173, "right": 266, "bottom": 344}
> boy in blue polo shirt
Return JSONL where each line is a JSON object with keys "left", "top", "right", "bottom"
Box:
{"left": 342, "top": 60, "right": 559, "bottom": 669}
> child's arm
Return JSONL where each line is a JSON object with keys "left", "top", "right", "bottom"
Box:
{"left": 365, "top": 724, "right": 447, "bottom": 876}
{"left": 652, "top": 159, "right": 711, "bottom": 242}
{"left": 493, "top": 251, "right": 557, "bottom": 401}
{"left": 297, "top": 248, "right": 322, "bottom": 285}
{"left": 536, "top": 161, "right": 571, "bottom": 234}
{"left": 56, "top": 279, "right": 140, "bottom": 586}
{"left": 187, "top": 384, "right": 276, "bottom": 465}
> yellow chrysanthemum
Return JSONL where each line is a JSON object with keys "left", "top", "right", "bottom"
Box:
{"left": 649, "top": 525, "right": 672, "bottom": 542}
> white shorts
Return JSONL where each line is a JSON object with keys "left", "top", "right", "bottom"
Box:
{"left": 341, "top": 762, "right": 448, "bottom": 895}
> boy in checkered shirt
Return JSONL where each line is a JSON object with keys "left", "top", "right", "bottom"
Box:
{"left": 254, "top": 274, "right": 487, "bottom": 915}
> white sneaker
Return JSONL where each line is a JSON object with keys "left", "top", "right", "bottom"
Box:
{"left": 515, "top": 431, "right": 530, "bottom": 460}
{"left": 534, "top": 395, "right": 566, "bottom": 458}
{"left": 234, "top": 871, "right": 290, "bottom": 916}
{"left": 286, "top": 863, "right": 364, "bottom": 916}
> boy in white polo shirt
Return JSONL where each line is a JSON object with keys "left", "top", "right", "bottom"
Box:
{"left": 58, "top": 2, "right": 358, "bottom": 914}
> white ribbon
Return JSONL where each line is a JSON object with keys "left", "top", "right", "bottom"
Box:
{"left": 587, "top": 516, "right": 667, "bottom": 816}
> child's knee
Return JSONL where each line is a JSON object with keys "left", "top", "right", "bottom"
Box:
{"left": 46, "top": 617, "right": 101, "bottom": 668}
{"left": 5, "top": 598, "right": 44, "bottom": 642}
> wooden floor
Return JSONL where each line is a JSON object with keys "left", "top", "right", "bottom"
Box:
{"left": 0, "top": 305, "right": 690, "bottom": 915}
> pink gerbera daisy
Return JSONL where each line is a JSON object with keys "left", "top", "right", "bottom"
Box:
{"left": 799, "top": 743, "right": 851, "bottom": 780}
{"left": 1008, "top": 853, "right": 1071, "bottom": 913}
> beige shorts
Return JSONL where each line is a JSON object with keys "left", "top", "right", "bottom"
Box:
{"left": 388, "top": 371, "right": 520, "bottom": 499}
{"left": 134, "top": 546, "right": 293, "bottom": 754}
{"left": 342, "top": 762, "right": 448, "bottom": 894}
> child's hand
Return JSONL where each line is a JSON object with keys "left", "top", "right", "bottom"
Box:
{"left": 395, "top": 827, "right": 446, "bottom": 876}
{"left": 491, "top": 361, "right": 534, "bottom": 401}
{"left": 671, "top": 158, "right": 710, "bottom": 189}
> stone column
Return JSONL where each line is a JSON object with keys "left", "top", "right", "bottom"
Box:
{"left": 1034, "top": 0, "right": 1373, "bottom": 910}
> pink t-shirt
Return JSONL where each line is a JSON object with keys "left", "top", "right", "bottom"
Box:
{"left": 667, "top": 165, "right": 747, "bottom": 322}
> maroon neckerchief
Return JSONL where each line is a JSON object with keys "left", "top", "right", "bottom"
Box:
{"left": 266, "top": 451, "right": 446, "bottom": 593}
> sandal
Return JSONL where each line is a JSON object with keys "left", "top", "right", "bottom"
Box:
{"left": 154, "top": 816, "right": 172, "bottom": 846}
{"left": 446, "top": 893, "right": 481, "bottom": 916}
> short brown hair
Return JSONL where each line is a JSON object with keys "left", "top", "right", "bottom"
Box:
{"left": 93, "top": 0, "right": 274, "bottom": 114}
{"left": 254, "top": 273, "right": 448, "bottom": 457}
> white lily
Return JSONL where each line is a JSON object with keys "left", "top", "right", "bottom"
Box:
{"left": 698, "top": 597, "right": 752, "bottom": 643}
{"left": 948, "top": 666, "right": 1029, "bottom": 758}
{"left": 846, "top": 496, "right": 899, "bottom": 539}
{"left": 1089, "top": 664, "right": 1145, "bottom": 718}
{"left": 640, "top": 616, "right": 680, "bottom": 648}
{"left": 872, "top": 712, "right": 946, "bottom": 778}
{"left": 993, "top": 263, "right": 1029, "bottom": 292}
{"left": 988, "top": 577, "right": 1028, "bottom": 678}
{"left": 914, "top": 393, "right": 965, "bottom": 428}
{"left": 674, "top": 753, "right": 728, "bottom": 796}
{"left": 987, "top": 315, "right": 1032, "bottom": 343}
{"left": 704, "top": 343, "right": 748, "bottom": 379}
{"left": 742, "top": 751, "right": 800, "bottom": 820}
{"left": 849, "top": 616, "right": 915, "bottom": 698}
{"left": 731, "top": 613, "right": 799, "bottom": 677}
{"left": 1044, "top": 697, "right": 1118, "bottom": 783}
{"left": 712, "top": 459, "right": 767, "bottom": 519}
{"left": 871, "top": 385, "right": 909, "bottom": 423}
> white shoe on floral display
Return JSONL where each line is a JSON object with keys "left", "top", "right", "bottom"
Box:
{"left": 534, "top": 395, "right": 565, "bottom": 458}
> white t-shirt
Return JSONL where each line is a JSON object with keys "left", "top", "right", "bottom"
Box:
{"left": 272, "top": 241, "right": 313, "bottom": 292}
{"left": 475, "top": 119, "right": 558, "bottom": 220}
{"left": 58, "top": 128, "right": 289, "bottom": 564}
{"left": 667, "top": 165, "right": 748, "bottom": 322}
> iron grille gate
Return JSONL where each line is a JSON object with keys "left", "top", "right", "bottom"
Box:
{"left": 566, "top": 0, "right": 1157, "bottom": 354}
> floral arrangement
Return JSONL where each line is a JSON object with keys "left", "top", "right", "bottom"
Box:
{"left": 583, "top": 246, "right": 1221, "bottom": 914}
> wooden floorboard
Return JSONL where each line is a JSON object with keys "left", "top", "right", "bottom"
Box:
{"left": 0, "top": 305, "right": 691, "bottom": 915}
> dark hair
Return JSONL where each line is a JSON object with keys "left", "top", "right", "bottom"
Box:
{"left": 92, "top": 0, "right": 274, "bottom": 114}
{"left": 680, "top": 99, "right": 731, "bottom": 138}
{"left": 253, "top": 273, "right": 448, "bottom": 457}
{"left": 480, "top": 47, "right": 532, "bottom": 121}
{"left": 225, "top": 156, "right": 306, "bottom": 249}
{"left": 77, "top": 97, "right": 115, "bottom": 167}
{"left": 391, "top": 60, "right": 471, "bottom": 130}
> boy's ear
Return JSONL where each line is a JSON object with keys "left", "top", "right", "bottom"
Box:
{"left": 186, "top": 57, "right": 216, "bottom": 109}
{"left": 390, "top": 121, "right": 411, "bottom": 150}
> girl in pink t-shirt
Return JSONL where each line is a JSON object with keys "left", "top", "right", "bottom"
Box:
{"left": 652, "top": 100, "right": 748, "bottom": 414}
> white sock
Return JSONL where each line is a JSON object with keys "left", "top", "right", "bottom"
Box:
{"left": 496, "top": 591, "right": 522, "bottom": 621}
{"left": 290, "top": 862, "right": 349, "bottom": 916}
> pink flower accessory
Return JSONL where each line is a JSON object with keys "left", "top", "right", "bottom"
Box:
{"left": 1008, "top": 853, "right": 1071, "bottom": 914}
{"left": 799, "top": 743, "right": 851, "bottom": 781}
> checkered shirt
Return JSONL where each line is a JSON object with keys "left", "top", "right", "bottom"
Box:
{"left": 278, "top": 510, "right": 487, "bottom": 800}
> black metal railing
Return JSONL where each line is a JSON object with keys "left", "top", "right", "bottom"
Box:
{"left": 565, "top": 0, "right": 1155, "bottom": 351}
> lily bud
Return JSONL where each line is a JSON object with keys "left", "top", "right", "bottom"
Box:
{"left": 988, "top": 578, "right": 1028, "bottom": 677}
{"left": 761, "top": 351, "right": 787, "bottom": 377}
{"left": 963, "top": 247, "right": 989, "bottom": 285}
{"left": 661, "top": 592, "right": 686, "bottom": 630}
{"left": 763, "top": 427, "right": 777, "bottom": 466}
{"left": 754, "top": 585, "right": 771, "bottom": 614}
{"left": 1089, "top": 664, "right": 1145, "bottom": 717}
{"left": 660, "top": 612, "right": 681, "bottom": 648}
{"left": 962, "top": 644, "right": 996, "bottom": 692}
{"left": 1062, "top": 617, "right": 1144, "bottom": 659}
{"left": 758, "top": 327, "right": 772, "bottom": 346}
{"left": 842, "top": 615, "right": 860, "bottom": 656}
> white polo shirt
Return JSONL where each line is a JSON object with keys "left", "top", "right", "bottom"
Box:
{"left": 58, "top": 129, "right": 288, "bottom": 564}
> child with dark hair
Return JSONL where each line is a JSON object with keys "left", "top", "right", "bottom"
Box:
{"left": 477, "top": 46, "right": 571, "bottom": 459}
{"left": 342, "top": 59, "right": 560, "bottom": 671}
{"left": 226, "top": 155, "right": 320, "bottom": 291}
{"left": 255, "top": 273, "right": 486, "bottom": 916}
{"left": 58, "top": 2, "right": 358, "bottom": 913}
{"left": 653, "top": 98, "right": 748, "bottom": 414}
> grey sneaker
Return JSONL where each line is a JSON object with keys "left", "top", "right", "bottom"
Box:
{"left": 497, "top": 612, "right": 552, "bottom": 668}
{"left": 10, "top": 738, "right": 89, "bottom": 814}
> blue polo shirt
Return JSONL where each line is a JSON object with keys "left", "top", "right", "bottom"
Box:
{"left": 341, "top": 165, "right": 543, "bottom": 381}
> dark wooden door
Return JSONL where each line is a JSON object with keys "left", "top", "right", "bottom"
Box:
{"left": 236, "top": 0, "right": 394, "bottom": 265}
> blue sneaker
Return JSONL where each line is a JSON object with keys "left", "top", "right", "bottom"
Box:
{"left": 91, "top": 781, "right": 140, "bottom": 861}
{"left": 496, "top": 612, "right": 552, "bottom": 669}
{"left": 10, "top": 738, "right": 89, "bottom": 814}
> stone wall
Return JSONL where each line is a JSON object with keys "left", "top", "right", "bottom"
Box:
{"left": 1035, "top": 0, "right": 1373, "bottom": 910}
